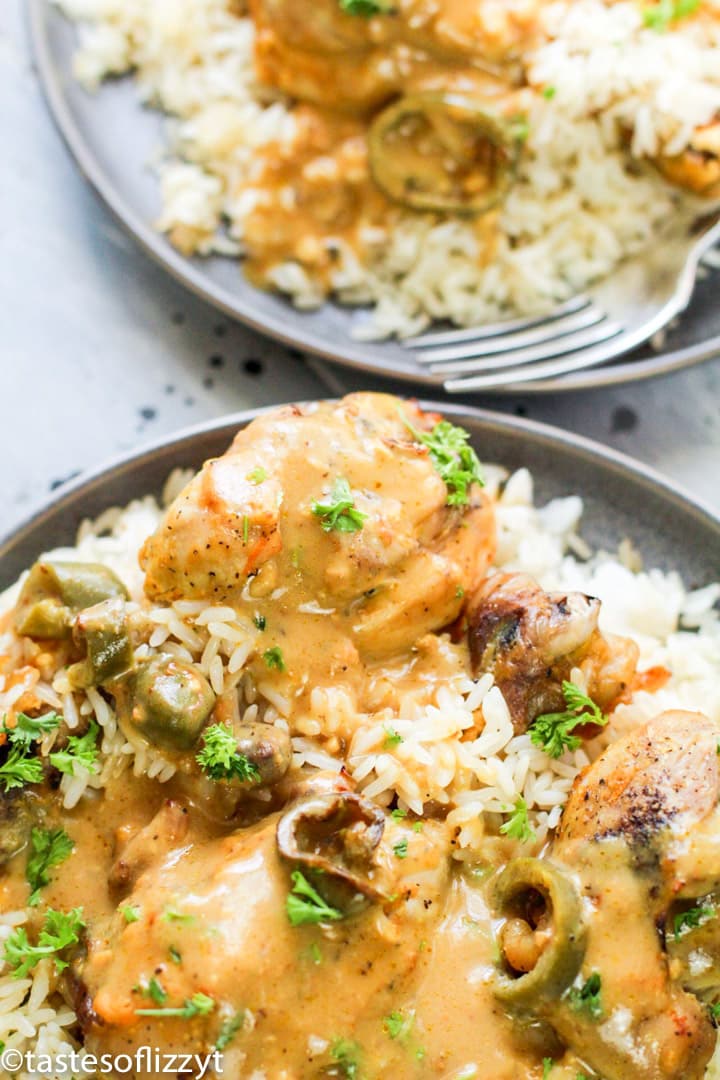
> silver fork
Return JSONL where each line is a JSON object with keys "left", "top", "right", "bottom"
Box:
{"left": 403, "top": 210, "right": 720, "bottom": 393}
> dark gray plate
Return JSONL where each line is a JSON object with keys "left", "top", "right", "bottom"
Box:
{"left": 29, "top": 0, "right": 720, "bottom": 395}
{"left": 1, "top": 405, "right": 718, "bottom": 593}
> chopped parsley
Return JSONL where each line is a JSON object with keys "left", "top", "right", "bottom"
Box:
{"left": 710, "top": 1002, "right": 720, "bottom": 1023}
{"left": 383, "top": 1010, "right": 414, "bottom": 1040}
{"left": 542, "top": 1060, "right": 554, "bottom": 1079}
{"left": 253, "top": 613, "right": 266, "bottom": 631}
{"left": 383, "top": 725, "right": 403, "bottom": 749}
{"left": 196, "top": 724, "right": 260, "bottom": 783}
{"left": 401, "top": 413, "right": 484, "bottom": 507}
{"left": 329, "top": 1038, "right": 362, "bottom": 1079}
{"left": 311, "top": 478, "right": 367, "bottom": 534}
{"left": 500, "top": 796, "right": 536, "bottom": 844}
{"left": 3, "top": 711, "right": 61, "bottom": 748}
{"left": 160, "top": 907, "right": 195, "bottom": 924}
{"left": 0, "top": 748, "right": 44, "bottom": 792}
{"left": 247, "top": 467, "right": 267, "bottom": 484}
{"left": 144, "top": 977, "right": 167, "bottom": 1005}
{"left": 215, "top": 1010, "right": 245, "bottom": 1051}
{"left": 339, "top": 0, "right": 392, "bottom": 14}
{"left": 673, "top": 902, "right": 715, "bottom": 941}
{"left": 542, "top": 86, "right": 556, "bottom": 99}
{"left": 4, "top": 907, "right": 85, "bottom": 979}
{"left": 263, "top": 646, "right": 286, "bottom": 671}
{"left": 643, "top": 0, "right": 701, "bottom": 31}
{"left": 455, "top": 586, "right": 465, "bottom": 599}
{"left": 243, "top": 516, "right": 250, "bottom": 545}
{"left": 121, "top": 904, "right": 140, "bottom": 924}
{"left": 286, "top": 870, "right": 344, "bottom": 927}
{"left": 390, "top": 807, "right": 407, "bottom": 821}
{"left": 567, "top": 972, "right": 603, "bottom": 1021}
{"left": 393, "top": 838, "right": 409, "bottom": 859}
{"left": 529, "top": 682, "right": 607, "bottom": 759}
{"left": 49, "top": 720, "right": 100, "bottom": 776}
{"left": 136, "top": 992, "right": 215, "bottom": 1019}
{"left": 0, "top": 710, "right": 62, "bottom": 792}
{"left": 169, "top": 945, "right": 182, "bottom": 965}
{"left": 26, "top": 826, "right": 74, "bottom": 905}
{"left": 508, "top": 115, "right": 530, "bottom": 142}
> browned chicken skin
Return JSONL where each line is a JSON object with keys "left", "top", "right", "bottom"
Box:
{"left": 495, "top": 710, "right": 720, "bottom": 1080}
{"left": 140, "top": 395, "right": 495, "bottom": 680}
{"left": 466, "top": 571, "right": 639, "bottom": 730}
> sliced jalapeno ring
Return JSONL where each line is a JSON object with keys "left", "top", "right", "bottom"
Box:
{"left": 492, "top": 856, "right": 587, "bottom": 1009}
{"left": 368, "top": 92, "right": 521, "bottom": 216}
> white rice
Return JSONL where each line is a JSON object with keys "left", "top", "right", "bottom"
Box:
{"left": 54, "top": 0, "right": 720, "bottom": 336}
{"left": 1, "top": 464, "right": 719, "bottom": 1073}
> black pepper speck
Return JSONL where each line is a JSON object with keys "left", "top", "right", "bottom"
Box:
{"left": 611, "top": 405, "right": 638, "bottom": 433}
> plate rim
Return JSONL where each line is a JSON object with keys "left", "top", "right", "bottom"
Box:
{"left": 25, "top": 0, "right": 720, "bottom": 394}
{"left": 2, "top": 400, "right": 719, "bottom": 570}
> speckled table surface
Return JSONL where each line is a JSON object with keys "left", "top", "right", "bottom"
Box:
{"left": 3, "top": 0, "right": 720, "bottom": 537}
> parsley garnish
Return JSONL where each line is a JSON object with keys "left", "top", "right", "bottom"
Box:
{"left": 710, "top": 1002, "right": 720, "bottom": 1023}
{"left": 567, "top": 972, "right": 603, "bottom": 1021}
{"left": 0, "top": 710, "right": 62, "bottom": 792}
{"left": 383, "top": 725, "right": 402, "bottom": 749}
{"left": 542, "top": 86, "right": 556, "bottom": 99}
{"left": 49, "top": 720, "right": 100, "bottom": 776}
{"left": 500, "top": 796, "right": 536, "bottom": 844}
{"left": 247, "top": 467, "right": 267, "bottom": 484}
{"left": 390, "top": 807, "right": 407, "bottom": 821}
{"left": 253, "top": 613, "right": 266, "bottom": 631}
{"left": 26, "top": 827, "right": 74, "bottom": 905}
{"left": 169, "top": 945, "right": 182, "bottom": 964}
{"left": 160, "top": 907, "right": 194, "bottom": 924}
{"left": 121, "top": 904, "right": 140, "bottom": 923}
{"left": 383, "top": 1010, "right": 414, "bottom": 1039}
{"left": 673, "top": 903, "right": 715, "bottom": 941}
{"left": 529, "top": 682, "right": 607, "bottom": 759}
{"left": 144, "top": 976, "right": 167, "bottom": 1005}
{"left": 3, "top": 711, "right": 61, "bottom": 748}
{"left": 542, "top": 1060, "right": 554, "bottom": 1079}
{"left": 401, "top": 413, "right": 484, "bottom": 507}
{"left": 339, "top": 0, "right": 391, "bottom": 14}
{"left": 196, "top": 724, "right": 260, "bottom": 783}
{"left": 311, "top": 478, "right": 367, "bottom": 534}
{"left": 3, "top": 907, "right": 85, "bottom": 979}
{"left": 263, "top": 646, "right": 286, "bottom": 671}
{"left": 135, "top": 991, "right": 215, "bottom": 1019}
{"left": 0, "top": 748, "right": 44, "bottom": 792}
{"left": 393, "top": 838, "right": 409, "bottom": 859}
{"left": 215, "top": 1011, "right": 245, "bottom": 1051}
{"left": 242, "top": 516, "right": 250, "bottom": 544}
{"left": 643, "top": 0, "right": 701, "bottom": 31}
{"left": 286, "top": 870, "right": 344, "bottom": 927}
{"left": 329, "top": 1038, "right": 362, "bottom": 1078}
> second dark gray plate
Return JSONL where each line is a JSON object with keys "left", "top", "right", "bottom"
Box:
{"left": 29, "top": 0, "right": 720, "bottom": 395}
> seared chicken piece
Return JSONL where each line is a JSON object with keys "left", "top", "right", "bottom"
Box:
{"left": 654, "top": 118, "right": 720, "bottom": 199}
{"left": 555, "top": 711, "right": 720, "bottom": 1079}
{"left": 250, "top": 0, "right": 542, "bottom": 113}
{"left": 466, "top": 572, "right": 638, "bottom": 730}
{"left": 75, "top": 807, "right": 451, "bottom": 1078}
{"left": 141, "top": 395, "right": 495, "bottom": 672}
{"left": 557, "top": 710, "right": 720, "bottom": 853}
{"left": 495, "top": 710, "right": 720, "bottom": 1080}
